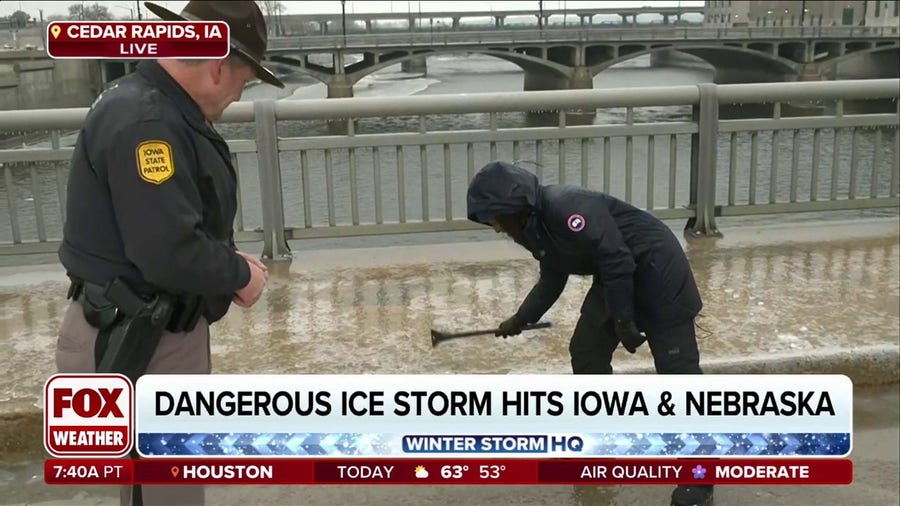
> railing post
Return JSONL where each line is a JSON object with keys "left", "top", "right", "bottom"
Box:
{"left": 686, "top": 83, "right": 721, "bottom": 238}
{"left": 51, "top": 129, "right": 65, "bottom": 225}
{"left": 254, "top": 99, "right": 292, "bottom": 261}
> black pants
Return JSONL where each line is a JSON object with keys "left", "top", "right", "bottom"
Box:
{"left": 569, "top": 315, "right": 702, "bottom": 375}
{"left": 569, "top": 279, "right": 703, "bottom": 374}
{"left": 569, "top": 292, "right": 712, "bottom": 502}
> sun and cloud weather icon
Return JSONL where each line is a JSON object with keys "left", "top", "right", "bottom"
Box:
{"left": 414, "top": 465, "right": 429, "bottom": 479}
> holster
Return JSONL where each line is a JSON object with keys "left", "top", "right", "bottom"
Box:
{"left": 70, "top": 277, "right": 204, "bottom": 384}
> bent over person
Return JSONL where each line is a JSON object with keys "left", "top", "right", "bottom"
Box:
{"left": 467, "top": 161, "right": 713, "bottom": 506}
{"left": 55, "top": 2, "right": 283, "bottom": 505}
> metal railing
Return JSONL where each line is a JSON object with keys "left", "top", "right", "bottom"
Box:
{"left": 266, "top": 25, "right": 900, "bottom": 50}
{"left": 283, "top": 6, "right": 706, "bottom": 24}
{"left": 0, "top": 79, "right": 897, "bottom": 259}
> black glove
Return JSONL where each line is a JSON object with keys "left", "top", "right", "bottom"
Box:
{"left": 614, "top": 319, "right": 646, "bottom": 354}
{"left": 496, "top": 314, "right": 524, "bottom": 338}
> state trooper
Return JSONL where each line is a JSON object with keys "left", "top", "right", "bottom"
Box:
{"left": 467, "top": 161, "right": 714, "bottom": 506}
{"left": 55, "top": 2, "right": 283, "bottom": 505}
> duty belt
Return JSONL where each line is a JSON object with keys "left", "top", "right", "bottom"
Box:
{"left": 68, "top": 278, "right": 204, "bottom": 334}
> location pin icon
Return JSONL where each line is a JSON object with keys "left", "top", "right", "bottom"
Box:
{"left": 171, "top": 466, "right": 179, "bottom": 478}
{"left": 50, "top": 25, "right": 61, "bottom": 39}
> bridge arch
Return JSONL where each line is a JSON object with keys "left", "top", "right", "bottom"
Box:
{"left": 815, "top": 44, "right": 900, "bottom": 73}
{"left": 267, "top": 49, "right": 575, "bottom": 92}
{"left": 588, "top": 45, "right": 801, "bottom": 81}
{"left": 265, "top": 55, "right": 333, "bottom": 85}
{"left": 344, "top": 49, "right": 573, "bottom": 86}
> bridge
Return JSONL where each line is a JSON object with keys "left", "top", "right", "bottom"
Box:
{"left": 264, "top": 25, "right": 900, "bottom": 97}
{"left": 276, "top": 5, "right": 706, "bottom": 36}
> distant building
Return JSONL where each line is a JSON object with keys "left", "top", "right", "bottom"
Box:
{"left": 704, "top": 1, "right": 898, "bottom": 27}
{"left": 705, "top": 0, "right": 751, "bottom": 26}
{"left": 865, "top": 0, "right": 900, "bottom": 26}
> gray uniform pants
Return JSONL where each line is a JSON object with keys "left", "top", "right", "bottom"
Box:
{"left": 56, "top": 301, "right": 211, "bottom": 506}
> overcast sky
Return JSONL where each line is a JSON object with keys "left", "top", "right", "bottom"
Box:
{"left": 1, "top": 1, "right": 703, "bottom": 19}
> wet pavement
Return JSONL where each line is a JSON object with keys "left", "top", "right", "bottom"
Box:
{"left": 1, "top": 217, "right": 897, "bottom": 415}
{"left": 0, "top": 216, "right": 898, "bottom": 504}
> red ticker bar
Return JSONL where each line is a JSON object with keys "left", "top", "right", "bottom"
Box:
{"left": 46, "top": 21, "right": 230, "bottom": 59}
{"left": 44, "top": 458, "right": 852, "bottom": 486}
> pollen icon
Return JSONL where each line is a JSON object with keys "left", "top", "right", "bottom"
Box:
{"left": 414, "top": 465, "right": 429, "bottom": 479}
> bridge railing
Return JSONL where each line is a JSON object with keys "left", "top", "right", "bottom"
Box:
{"left": 0, "top": 79, "right": 897, "bottom": 259}
{"left": 266, "top": 25, "right": 900, "bottom": 50}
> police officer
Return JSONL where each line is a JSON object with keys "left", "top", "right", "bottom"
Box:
{"left": 467, "top": 161, "right": 714, "bottom": 506}
{"left": 56, "top": 2, "right": 283, "bottom": 505}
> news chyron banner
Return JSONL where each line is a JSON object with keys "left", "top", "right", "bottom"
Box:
{"left": 44, "top": 374, "right": 854, "bottom": 486}
{"left": 45, "top": 21, "right": 229, "bottom": 59}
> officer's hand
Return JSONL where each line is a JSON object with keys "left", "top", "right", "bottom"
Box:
{"left": 496, "top": 314, "right": 524, "bottom": 338}
{"left": 237, "top": 251, "right": 268, "bottom": 277}
{"left": 614, "top": 319, "right": 646, "bottom": 354}
{"left": 234, "top": 261, "right": 267, "bottom": 308}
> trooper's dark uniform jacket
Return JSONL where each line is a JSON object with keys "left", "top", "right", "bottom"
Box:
{"left": 58, "top": 61, "right": 249, "bottom": 324}
{"left": 467, "top": 161, "right": 702, "bottom": 333}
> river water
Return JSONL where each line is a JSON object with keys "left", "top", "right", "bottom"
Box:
{"left": 0, "top": 54, "right": 897, "bottom": 247}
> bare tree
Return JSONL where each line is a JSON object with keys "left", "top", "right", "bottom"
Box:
{"left": 10, "top": 10, "right": 31, "bottom": 28}
{"left": 68, "top": 3, "right": 112, "bottom": 21}
{"left": 256, "top": 1, "right": 286, "bottom": 36}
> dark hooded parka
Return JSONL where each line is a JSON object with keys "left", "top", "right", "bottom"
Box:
{"left": 467, "top": 161, "right": 702, "bottom": 334}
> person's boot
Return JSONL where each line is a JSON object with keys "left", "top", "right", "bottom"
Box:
{"left": 671, "top": 484, "right": 714, "bottom": 506}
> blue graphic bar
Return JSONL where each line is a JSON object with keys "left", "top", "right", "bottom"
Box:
{"left": 137, "top": 433, "right": 851, "bottom": 457}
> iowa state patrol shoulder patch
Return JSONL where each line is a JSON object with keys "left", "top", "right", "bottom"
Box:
{"left": 136, "top": 140, "right": 175, "bottom": 185}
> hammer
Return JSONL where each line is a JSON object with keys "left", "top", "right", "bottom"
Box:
{"left": 430, "top": 321, "right": 553, "bottom": 347}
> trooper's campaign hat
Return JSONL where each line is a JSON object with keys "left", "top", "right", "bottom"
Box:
{"left": 143, "top": 0, "right": 284, "bottom": 88}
